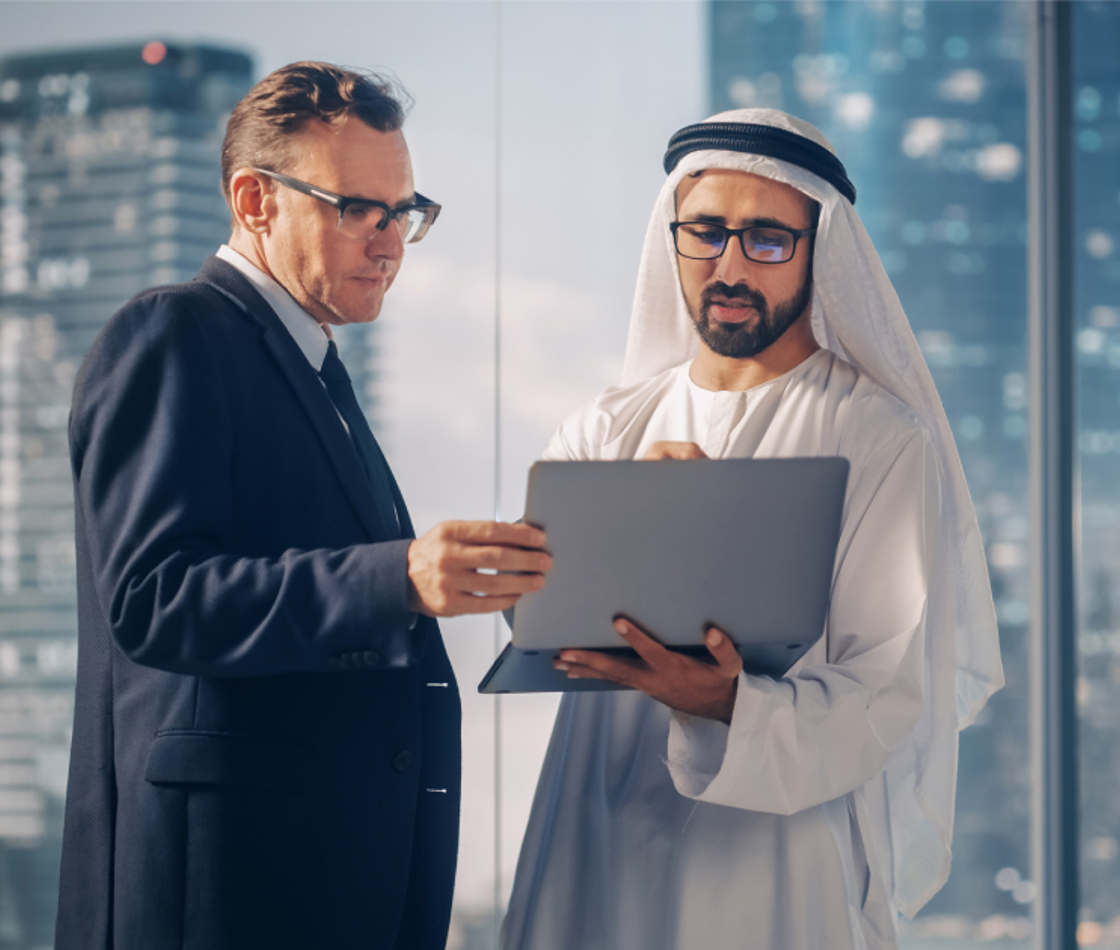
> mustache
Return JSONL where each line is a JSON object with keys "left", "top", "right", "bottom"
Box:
{"left": 700, "top": 281, "right": 766, "bottom": 311}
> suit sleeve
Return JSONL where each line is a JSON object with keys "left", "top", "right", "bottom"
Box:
{"left": 70, "top": 292, "right": 419, "bottom": 678}
{"left": 665, "top": 428, "right": 937, "bottom": 814}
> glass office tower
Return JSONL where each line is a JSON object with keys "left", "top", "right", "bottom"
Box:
{"left": 0, "top": 42, "right": 251, "bottom": 947}
{"left": 710, "top": 1, "right": 1034, "bottom": 940}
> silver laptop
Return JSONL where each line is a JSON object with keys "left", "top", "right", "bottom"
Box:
{"left": 479, "top": 457, "right": 849, "bottom": 694}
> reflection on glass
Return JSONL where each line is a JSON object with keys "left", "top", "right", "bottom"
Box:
{"left": 1075, "top": 2, "right": 1120, "bottom": 947}
{"left": 709, "top": 2, "right": 1030, "bottom": 944}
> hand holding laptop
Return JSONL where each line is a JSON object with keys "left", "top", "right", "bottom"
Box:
{"left": 407, "top": 520, "right": 552, "bottom": 617}
{"left": 549, "top": 440, "right": 744, "bottom": 722}
{"left": 554, "top": 616, "right": 743, "bottom": 723}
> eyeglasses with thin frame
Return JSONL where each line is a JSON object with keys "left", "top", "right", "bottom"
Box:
{"left": 670, "top": 221, "right": 817, "bottom": 264}
{"left": 253, "top": 168, "right": 441, "bottom": 244}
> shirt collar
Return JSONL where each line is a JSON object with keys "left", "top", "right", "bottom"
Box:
{"left": 217, "top": 245, "right": 331, "bottom": 372}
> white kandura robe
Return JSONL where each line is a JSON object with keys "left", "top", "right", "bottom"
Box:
{"left": 502, "top": 348, "right": 940, "bottom": 950}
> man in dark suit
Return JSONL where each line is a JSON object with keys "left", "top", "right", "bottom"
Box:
{"left": 55, "top": 61, "right": 550, "bottom": 950}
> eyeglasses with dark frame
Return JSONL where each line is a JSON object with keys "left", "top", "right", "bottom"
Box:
{"left": 670, "top": 221, "right": 817, "bottom": 264}
{"left": 253, "top": 168, "right": 441, "bottom": 244}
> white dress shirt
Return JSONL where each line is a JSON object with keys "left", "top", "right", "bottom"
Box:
{"left": 217, "top": 245, "right": 331, "bottom": 371}
{"left": 215, "top": 245, "right": 405, "bottom": 545}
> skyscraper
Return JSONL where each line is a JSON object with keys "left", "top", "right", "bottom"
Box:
{"left": 0, "top": 42, "right": 252, "bottom": 946}
{"left": 709, "top": 1, "right": 1035, "bottom": 938}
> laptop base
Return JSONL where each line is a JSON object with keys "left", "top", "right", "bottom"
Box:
{"left": 478, "top": 638, "right": 813, "bottom": 694}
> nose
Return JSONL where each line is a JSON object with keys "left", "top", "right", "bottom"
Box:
{"left": 366, "top": 217, "right": 406, "bottom": 261}
{"left": 713, "top": 234, "right": 754, "bottom": 284}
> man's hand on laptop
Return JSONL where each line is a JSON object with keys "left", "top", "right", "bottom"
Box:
{"left": 642, "top": 441, "right": 709, "bottom": 461}
{"left": 554, "top": 618, "right": 742, "bottom": 724}
{"left": 407, "top": 521, "right": 552, "bottom": 617}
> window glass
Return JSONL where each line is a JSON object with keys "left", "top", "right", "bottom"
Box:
{"left": 0, "top": 2, "right": 1108, "bottom": 948}
{"left": 0, "top": 4, "right": 505, "bottom": 946}
{"left": 1074, "top": 2, "right": 1120, "bottom": 945}
{"left": 494, "top": 1, "right": 704, "bottom": 930}
{"left": 709, "top": 2, "right": 1032, "bottom": 944}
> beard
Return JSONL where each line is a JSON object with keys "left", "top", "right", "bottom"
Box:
{"left": 687, "top": 271, "right": 814, "bottom": 360}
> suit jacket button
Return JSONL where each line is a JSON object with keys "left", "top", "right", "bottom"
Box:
{"left": 363, "top": 650, "right": 380, "bottom": 667}
{"left": 327, "top": 656, "right": 341, "bottom": 670}
{"left": 393, "top": 751, "right": 414, "bottom": 773}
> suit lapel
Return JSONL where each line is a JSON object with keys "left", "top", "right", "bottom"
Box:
{"left": 194, "top": 257, "right": 395, "bottom": 542}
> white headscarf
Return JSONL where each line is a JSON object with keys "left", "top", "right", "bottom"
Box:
{"left": 623, "top": 107, "right": 1004, "bottom": 916}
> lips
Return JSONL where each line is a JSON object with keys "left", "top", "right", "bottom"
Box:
{"left": 701, "top": 280, "right": 766, "bottom": 326}
{"left": 708, "top": 300, "right": 757, "bottom": 324}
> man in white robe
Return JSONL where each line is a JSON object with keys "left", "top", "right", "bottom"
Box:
{"left": 501, "top": 109, "right": 1005, "bottom": 950}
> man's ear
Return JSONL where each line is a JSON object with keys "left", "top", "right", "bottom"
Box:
{"left": 228, "top": 169, "right": 275, "bottom": 235}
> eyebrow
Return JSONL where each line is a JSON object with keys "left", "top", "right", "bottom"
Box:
{"left": 685, "top": 212, "right": 801, "bottom": 230}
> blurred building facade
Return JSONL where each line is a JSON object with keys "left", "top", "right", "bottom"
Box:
{"left": 0, "top": 42, "right": 252, "bottom": 947}
{"left": 710, "top": 0, "right": 1035, "bottom": 940}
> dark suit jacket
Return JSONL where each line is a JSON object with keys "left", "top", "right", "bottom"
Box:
{"left": 55, "top": 257, "right": 460, "bottom": 950}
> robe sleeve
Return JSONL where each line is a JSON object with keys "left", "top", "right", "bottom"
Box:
{"left": 541, "top": 410, "right": 597, "bottom": 462}
{"left": 666, "top": 427, "right": 939, "bottom": 815}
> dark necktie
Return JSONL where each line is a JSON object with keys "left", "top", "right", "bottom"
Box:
{"left": 319, "top": 340, "right": 401, "bottom": 539}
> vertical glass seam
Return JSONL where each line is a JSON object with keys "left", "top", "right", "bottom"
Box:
{"left": 493, "top": 0, "right": 504, "bottom": 942}
{"left": 1027, "top": 2, "right": 1079, "bottom": 947}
